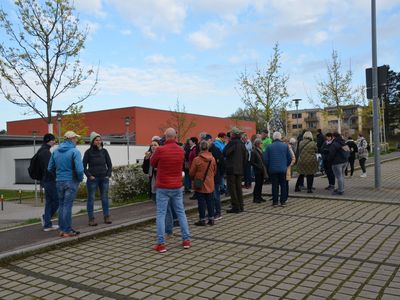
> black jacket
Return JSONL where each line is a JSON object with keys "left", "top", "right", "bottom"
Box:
{"left": 83, "top": 146, "right": 112, "bottom": 178}
{"left": 316, "top": 133, "right": 325, "bottom": 153}
{"left": 209, "top": 143, "right": 225, "bottom": 183}
{"left": 346, "top": 140, "right": 358, "bottom": 160}
{"left": 38, "top": 144, "right": 55, "bottom": 182}
{"left": 223, "top": 137, "right": 247, "bottom": 176}
{"left": 328, "top": 138, "right": 348, "bottom": 165}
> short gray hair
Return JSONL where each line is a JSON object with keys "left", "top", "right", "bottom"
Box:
{"left": 303, "top": 131, "right": 313, "bottom": 140}
{"left": 272, "top": 131, "right": 282, "bottom": 140}
{"left": 164, "top": 128, "right": 177, "bottom": 139}
{"left": 199, "top": 140, "right": 209, "bottom": 151}
{"left": 254, "top": 138, "right": 262, "bottom": 146}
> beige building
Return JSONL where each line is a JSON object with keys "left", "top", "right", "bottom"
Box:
{"left": 287, "top": 105, "right": 364, "bottom": 137}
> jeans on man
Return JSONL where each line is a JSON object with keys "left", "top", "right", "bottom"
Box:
{"left": 42, "top": 180, "right": 59, "bottom": 228}
{"left": 332, "top": 163, "right": 346, "bottom": 193}
{"left": 196, "top": 192, "right": 214, "bottom": 221}
{"left": 86, "top": 177, "right": 110, "bottom": 219}
{"left": 270, "top": 172, "right": 287, "bottom": 205}
{"left": 213, "top": 181, "right": 221, "bottom": 217}
{"left": 56, "top": 181, "right": 79, "bottom": 233}
{"left": 156, "top": 188, "right": 190, "bottom": 244}
{"left": 152, "top": 192, "right": 174, "bottom": 235}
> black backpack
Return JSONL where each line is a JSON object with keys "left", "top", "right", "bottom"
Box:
{"left": 28, "top": 149, "right": 43, "bottom": 180}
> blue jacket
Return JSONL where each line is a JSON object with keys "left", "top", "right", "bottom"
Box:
{"left": 213, "top": 139, "right": 225, "bottom": 152}
{"left": 48, "top": 140, "right": 84, "bottom": 182}
{"left": 264, "top": 140, "right": 292, "bottom": 174}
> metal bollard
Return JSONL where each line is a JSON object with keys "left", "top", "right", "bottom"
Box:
{"left": 19, "top": 190, "right": 22, "bottom": 204}
{"left": 1, "top": 194, "right": 4, "bottom": 211}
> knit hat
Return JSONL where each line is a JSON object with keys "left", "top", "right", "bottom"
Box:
{"left": 90, "top": 131, "right": 101, "bottom": 144}
{"left": 217, "top": 132, "right": 226, "bottom": 138}
{"left": 43, "top": 133, "right": 55, "bottom": 144}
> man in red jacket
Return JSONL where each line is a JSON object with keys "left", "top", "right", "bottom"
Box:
{"left": 150, "top": 128, "right": 191, "bottom": 253}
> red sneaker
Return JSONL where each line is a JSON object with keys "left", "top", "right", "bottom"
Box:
{"left": 182, "top": 240, "right": 191, "bottom": 249}
{"left": 154, "top": 244, "right": 167, "bottom": 253}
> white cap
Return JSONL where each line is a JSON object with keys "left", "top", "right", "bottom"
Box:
{"left": 64, "top": 131, "right": 81, "bottom": 139}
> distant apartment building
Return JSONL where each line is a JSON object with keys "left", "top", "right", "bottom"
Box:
{"left": 287, "top": 105, "right": 364, "bottom": 137}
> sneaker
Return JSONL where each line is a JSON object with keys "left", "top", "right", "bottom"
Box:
{"left": 182, "top": 240, "right": 191, "bottom": 249}
{"left": 226, "top": 209, "right": 240, "bottom": 214}
{"left": 154, "top": 244, "right": 167, "bottom": 253}
{"left": 88, "top": 218, "right": 98, "bottom": 226}
{"left": 104, "top": 216, "right": 112, "bottom": 224}
{"left": 207, "top": 219, "right": 215, "bottom": 226}
{"left": 214, "top": 214, "right": 222, "bottom": 221}
{"left": 43, "top": 225, "right": 59, "bottom": 232}
{"left": 280, "top": 203, "right": 287, "bottom": 207}
{"left": 332, "top": 190, "right": 344, "bottom": 196}
{"left": 194, "top": 220, "right": 206, "bottom": 226}
{"left": 272, "top": 203, "right": 279, "bottom": 207}
{"left": 360, "top": 173, "right": 367, "bottom": 178}
{"left": 325, "top": 185, "right": 334, "bottom": 190}
{"left": 61, "top": 230, "right": 80, "bottom": 238}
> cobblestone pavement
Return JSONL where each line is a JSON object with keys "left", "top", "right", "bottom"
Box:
{"left": 284, "top": 156, "right": 400, "bottom": 203}
{"left": 1, "top": 195, "right": 400, "bottom": 299}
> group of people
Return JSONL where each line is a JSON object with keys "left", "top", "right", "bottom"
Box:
{"left": 36, "top": 131, "right": 113, "bottom": 238}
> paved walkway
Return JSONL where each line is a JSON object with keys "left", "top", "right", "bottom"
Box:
{"left": 0, "top": 153, "right": 399, "bottom": 299}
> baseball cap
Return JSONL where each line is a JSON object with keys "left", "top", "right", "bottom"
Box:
{"left": 64, "top": 131, "right": 81, "bottom": 139}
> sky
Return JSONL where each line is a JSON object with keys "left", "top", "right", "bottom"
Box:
{"left": 1, "top": 0, "right": 400, "bottom": 131}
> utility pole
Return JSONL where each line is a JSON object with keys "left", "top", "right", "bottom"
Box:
{"left": 371, "top": 0, "right": 381, "bottom": 188}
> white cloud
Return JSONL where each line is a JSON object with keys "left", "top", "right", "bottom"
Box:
{"left": 145, "top": 54, "right": 176, "bottom": 65}
{"left": 108, "top": 0, "right": 186, "bottom": 38}
{"left": 74, "top": 0, "right": 105, "bottom": 16}
{"left": 120, "top": 29, "right": 132, "bottom": 36}
{"left": 98, "top": 65, "right": 217, "bottom": 96}
{"left": 188, "top": 22, "right": 228, "bottom": 50}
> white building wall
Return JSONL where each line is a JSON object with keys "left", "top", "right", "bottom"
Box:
{"left": 0, "top": 144, "right": 148, "bottom": 190}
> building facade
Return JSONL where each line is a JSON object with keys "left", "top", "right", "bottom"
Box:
{"left": 287, "top": 105, "right": 365, "bottom": 137}
{"left": 7, "top": 106, "right": 256, "bottom": 145}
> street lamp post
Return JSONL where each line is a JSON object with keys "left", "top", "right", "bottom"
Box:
{"left": 51, "top": 110, "right": 65, "bottom": 142}
{"left": 32, "top": 130, "right": 38, "bottom": 206}
{"left": 125, "top": 117, "right": 131, "bottom": 165}
{"left": 292, "top": 99, "right": 302, "bottom": 134}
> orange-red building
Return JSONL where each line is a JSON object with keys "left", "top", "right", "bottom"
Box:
{"left": 7, "top": 106, "right": 256, "bottom": 145}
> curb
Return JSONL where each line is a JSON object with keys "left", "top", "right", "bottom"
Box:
{"left": 0, "top": 192, "right": 252, "bottom": 264}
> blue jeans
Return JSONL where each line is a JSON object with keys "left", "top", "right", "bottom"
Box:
{"left": 332, "top": 163, "right": 346, "bottom": 193}
{"left": 56, "top": 181, "right": 79, "bottom": 233}
{"left": 184, "top": 170, "right": 191, "bottom": 191}
{"left": 152, "top": 192, "right": 173, "bottom": 235}
{"left": 156, "top": 188, "right": 190, "bottom": 244}
{"left": 213, "top": 181, "right": 221, "bottom": 217}
{"left": 271, "top": 173, "right": 287, "bottom": 205}
{"left": 86, "top": 177, "right": 110, "bottom": 219}
{"left": 196, "top": 192, "right": 214, "bottom": 221}
{"left": 42, "top": 181, "right": 59, "bottom": 228}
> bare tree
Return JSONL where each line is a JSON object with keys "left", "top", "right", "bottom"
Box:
{"left": 0, "top": 0, "right": 98, "bottom": 133}
{"left": 316, "top": 50, "right": 358, "bottom": 133}
{"left": 237, "top": 43, "right": 289, "bottom": 134}
{"left": 159, "top": 100, "right": 196, "bottom": 143}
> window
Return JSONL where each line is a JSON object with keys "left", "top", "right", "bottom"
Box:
{"left": 292, "top": 113, "right": 302, "bottom": 119}
{"left": 15, "top": 159, "right": 34, "bottom": 184}
{"left": 308, "top": 122, "right": 317, "bottom": 128}
{"left": 292, "top": 124, "right": 303, "bottom": 129}
{"left": 308, "top": 112, "right": 316, "bottom": 118}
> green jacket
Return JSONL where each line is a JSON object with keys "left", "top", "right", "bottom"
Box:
{"left": 261, "top": 137, "right": 272, "bottom": 152}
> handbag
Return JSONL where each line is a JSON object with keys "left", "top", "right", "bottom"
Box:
{"left": 193, "top": 161, "right": 211, "bottom": 189}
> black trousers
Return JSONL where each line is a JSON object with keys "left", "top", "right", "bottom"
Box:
{"left": 296, "top": 174, "right": 314, "bottom": 191}
{"left": 324, "top": 160, "right": 335, "bottom": 186}
{"left": 345, "top": 157, "right": 355, "bottom": 176}
{"left": 226, "top": 175, "right": 244, "bottom": 211}
{"left": 253, "top": 170, "right": 264, "bottom": 201}
{"left": 359, "top": 158, "right": 367, "bottom": 173}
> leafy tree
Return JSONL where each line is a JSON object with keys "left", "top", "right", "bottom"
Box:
{"left": 159, "top": 100, "right": 196, "bottom": 143}
{"left": 316, "top": 50, "right": 359, "bottom": 133}
{"left": 0, "top": 129, "right": 6, "bottom": 134}
{"left": 60, "top": 105, "right": 88, "bottom": 143}
{"left": 384, "top": 66, "right": 400, "bottom": 136}
{"left": 0, "top": 0, "right": 98, "bottom": 133}
{"left": 237, "top": 43, "right": 289, "bottom": 134}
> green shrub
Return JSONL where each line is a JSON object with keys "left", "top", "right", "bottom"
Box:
{"left": 111, "top": 164, "right": 149, "bottom": 203}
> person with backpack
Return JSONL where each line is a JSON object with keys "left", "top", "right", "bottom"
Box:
{"left": 33, "top": 133, "right": 59, "bottom": 231}
{"left": 327, "top": 132, "right": 349, "bottom": 196}
{"left": 357, "top": 133, "right": 369, "bottom": 178}
{"left": 48, "top": 131, "right": 84, "bottom": 237}
{"left": 83, "top": 132, "right": 113, "bottom": 226}
{"left": 345, "top": 136, "right": 358, "bottom": 177}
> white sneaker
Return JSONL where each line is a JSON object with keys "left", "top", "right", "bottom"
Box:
{"left": 43, "top": 225, "right": 59, "bottom": 232}
{"left": 360, "top": 173, "right": 367, "bottom": 178}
